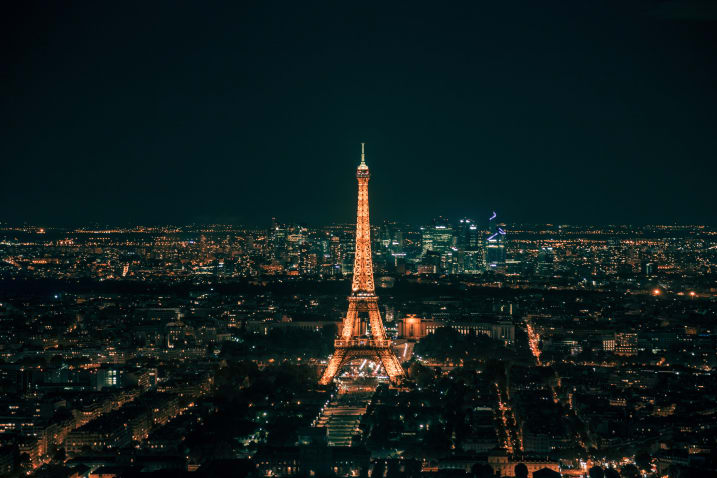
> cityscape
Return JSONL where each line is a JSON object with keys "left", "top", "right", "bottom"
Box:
{"left": 3, "top": 2, "right": 717, "bottom": 478}
{"left": 1, "top": 146, "right": 715, "bottom": 477}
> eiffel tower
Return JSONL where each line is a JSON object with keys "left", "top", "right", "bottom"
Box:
{"left": 319, "top": 144, "right": 405, "bottom": 385}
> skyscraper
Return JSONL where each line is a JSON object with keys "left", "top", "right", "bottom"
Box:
{"left": 457, "top": 218, "right": 484, "bottom": 274}
{"left": 485, "top": 211, "right": 506, "bottom": 270}
{"left": 456, "top": 218, "right": 480, "bottom": 250}
{"left": 536, "top": 246, "right": 555, "bottom": 277}
{"left": 421, "top": 217, "right": 454, "bottom": 255}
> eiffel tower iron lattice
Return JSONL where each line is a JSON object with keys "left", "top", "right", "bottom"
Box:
{"left": 319, "top": 144, "right": 406, "bottom": 385}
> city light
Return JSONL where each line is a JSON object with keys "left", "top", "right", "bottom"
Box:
{"left": 2, "top": 0, "right": 714, "bottom": 475}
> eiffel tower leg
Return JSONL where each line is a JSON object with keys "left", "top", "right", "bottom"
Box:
{"left": 319, "top": 348, "right": 348, "bottom": 385}
{"left": 341, "top": 301, "right": 360, "bottom": 339}
{"left": 366, "top": 299, "right": 387, "bottom": 338}
{"left": 377, "top": 348, "right": 405, "bottom": 384}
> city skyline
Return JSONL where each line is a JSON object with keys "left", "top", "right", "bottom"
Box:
{"left": 1, "top": 217, "right": 713, "bottom": 229}
{"left": 1, "top": 159, "right": 714, "bottom": 475}
{"left": 1, "top": 143, "right": 715, "bottom": 477}
{"left": 1, "top": 3, "right": 716, "bottom": 477}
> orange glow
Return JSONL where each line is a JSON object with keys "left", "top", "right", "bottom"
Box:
{"left": 319, "top": 146, "right": 405, "bottom": 386}
{"left": 652, "top": 289, "right": 661, "bottom": 296}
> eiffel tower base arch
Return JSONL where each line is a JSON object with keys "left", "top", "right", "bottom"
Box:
{"left": 319, "top": 342, "right": 405, "bottom": 385}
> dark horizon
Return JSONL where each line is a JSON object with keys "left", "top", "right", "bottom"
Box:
{"left": 3, "top": 1, "right": 717, "bottom": 226}
{"left": 0, "top": 218, "right": 712, "bottom": 229}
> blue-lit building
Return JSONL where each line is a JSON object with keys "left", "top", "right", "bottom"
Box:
{"left": 485, "top": 212, "right": 506, "bottom": 270}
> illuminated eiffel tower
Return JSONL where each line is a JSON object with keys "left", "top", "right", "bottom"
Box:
{"left": 319, "top": 144, "right": 405, "bottom": 385}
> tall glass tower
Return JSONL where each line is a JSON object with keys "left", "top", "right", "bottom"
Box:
{"left": 485, "top": 211, "right": 506, "bottom": 270}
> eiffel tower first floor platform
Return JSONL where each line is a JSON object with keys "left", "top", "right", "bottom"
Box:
{"left": 319, "top": 339, "right": 406, "bottom": 386}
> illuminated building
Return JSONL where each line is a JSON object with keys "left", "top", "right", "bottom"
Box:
{"left": 486, "top": 456, "right": 560, "bottom": 478}
{"left": 299, "top": 246, "right": 318, "bottom": 275}
{"left": 602, "top": 337, "right": 616, "bottom": 352}
{"left": 397, "top": 316, "right": 514, "bottom": 344}
{"left": 456, "top": 218, "right": 480, "bottom": 249}
{"left": 485, "top": 211, "right": 506, "bottom": 270}
{"left": 421, "top": 217, "right": 454, "bottom": 255}
{"left": 615, "top": 332, "right": 638, "bottom": 356}
{"left": 319, "top": 144, "right": 405, "bottom": 385}
{"left": 398, "top": 314, "right": 430, "bottom": 340}
{"left": 456, "top": 218, "right": 485, "bottom": 274}
{"left": 536, "top": 246, "right": 555, "bottom": 276}
{"left": 460, "top": 249, "right": 484, "bottom": 274}
{"left": 379, "top": 220, "right": 403, "bottom": 252}
{"left": 97, "top": 367, "right": 122, "bottom": 389}
{"left": 642, "top": 261, "right": 657, "bottom": 276}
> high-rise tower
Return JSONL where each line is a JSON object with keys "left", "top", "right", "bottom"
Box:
{"left": 319, "top": 144, "right": 405, "bottom": 385}
{"left": 486, "top": 211, "right": 506, "bottom": 270}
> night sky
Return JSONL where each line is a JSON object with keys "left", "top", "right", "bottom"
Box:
{"left": 3, "top": 1, "right": 717, "bottom": 226}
